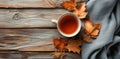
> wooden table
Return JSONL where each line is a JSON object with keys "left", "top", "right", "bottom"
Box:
{"left": 0, "top": 0, "right": 82, "bottom": 59}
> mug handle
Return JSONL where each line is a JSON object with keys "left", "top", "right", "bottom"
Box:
{"left": 51, "top": 19, "right": 58, "bottom": 24}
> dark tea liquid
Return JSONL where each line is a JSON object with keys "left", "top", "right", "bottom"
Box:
{"left": 59, "top": 15, "right": 78, "bottom": 34}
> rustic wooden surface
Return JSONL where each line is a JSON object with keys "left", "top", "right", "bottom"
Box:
{"left": 0, "top": 52, "right": 81, "bottom": 59}
{"left": 0, "top": 0, "right": 82, "bottom": 59}
{"left": 0, "top": 29, "right": 61, "bottom": 50}
{"left": 0, "top": 29, "right": 82, "bottom": 59}
{"left": 0, "top": 0, "right": 81, "bottom": 8}
{"left": 0, "top": 9, "right": 68, "bottom": 28}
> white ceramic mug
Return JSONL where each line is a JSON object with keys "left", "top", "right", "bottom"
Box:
{"left": 51, "top": 13, "right": 81, "bottom": 37}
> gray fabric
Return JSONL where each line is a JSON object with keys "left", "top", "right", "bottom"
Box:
{"left": 82, "top": 0, "right": 120, "bottom": 59}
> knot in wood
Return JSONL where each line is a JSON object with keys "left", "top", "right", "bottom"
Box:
{"left": 13, "top": 13, "right": 21, "bottom": 20}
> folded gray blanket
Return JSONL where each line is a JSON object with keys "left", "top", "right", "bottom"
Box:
{"left": 82, "top": 0, "right": 120, "bottom": 59}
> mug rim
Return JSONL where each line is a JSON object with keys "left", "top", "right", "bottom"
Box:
{"left": 57, "top": 13, "right": 81, "bottom": 37}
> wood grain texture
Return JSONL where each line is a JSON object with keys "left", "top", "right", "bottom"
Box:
{"left": 0, "top": 29, "right": 63, "bottom": 51}
{"left": 0, "top": 53, "right": 22, "bottom": 59}
{"left": 0, "top": 0, "right": 81, "bottom": 8}
{"left": 26, "top": 53, "right": 81, "bottom": 59}
{"left": 0, "top": 53, "right": 81, "bottom": 59}
{"left": 0, "top": 1, "right": 83, "bottom": 58}
{"left": 0, "top": 9, "right": 69, "bottom": 28}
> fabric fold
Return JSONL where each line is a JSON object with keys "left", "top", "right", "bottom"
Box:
{"left": 82, "top": 0, "right": 120, "bottom": 59}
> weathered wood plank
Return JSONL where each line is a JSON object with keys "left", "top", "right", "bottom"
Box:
{"left": 0, "top": 21, "right": 81, "bottom": 59}
{"left": 0, "top": 53, "right": 81, "bottom": 59}
{"left": 0, "top": 29, "right": 63, "bottom": 51}
{"left": 18, "top": 45, "right": 55, "bottom": 52}
{"left": 26, "top": 53, "right": 81, "bottom": 59}
{"left": 0, "top": 9, "right": 69, "bottom": 28}
{"left": 0, "top": 53, "right": 22, "bottom": 59}
{"left": 0, "top": 0, "right": 81, "bottom": 8}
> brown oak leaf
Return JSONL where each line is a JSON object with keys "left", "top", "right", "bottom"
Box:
{"left": 66, "top": 39, "right": 82, "bottom": 54}
{"left": 53, "top": 38, "right": 66, "bottom": 50}
{"left": 61, "top": 0, "right": 76, "bottom": 11}
{"left": 73, "top": 2, "right": 88, "bottom": 19}
{"left": 84, "top": 18, "right": 102, "bottom": 38}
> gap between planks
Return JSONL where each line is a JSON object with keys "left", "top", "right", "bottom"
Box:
{"left": 0, "top": 27, "right": 57, "bottom": 29}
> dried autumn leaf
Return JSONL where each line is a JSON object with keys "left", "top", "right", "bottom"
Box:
{"left": 90, "top": 29, "right": 99, "bottom": 38}
{"left": 61, "top": 0, "right": 76, "bottom": 11}
{"left": 84, "top": 18, "right": 102, "bottom": 38}
{"left": 90, "top": 24, "right": 102, "bottom": 38}
{"left": 51, "top": 52, "right": 66, "bottom": 59}
{"left": 84, "top": 19, "right": 94, "bottom": 35}
{"left": 66, "top": 39, "right": 82, "bottom": 54}
{"left": 73, "top": 2, "right": 88, "bottom": 19}
{"left": 53, "top": 38, "right": 66, "bottom": 50}
{"left": 78, "top": 34, "right": 92, "bottom": 43}
{"left": 94, "top": 24, "right": 102, "bottom": 29}
{"left": 83, "top": 35, "right": 92, "bottom": 43}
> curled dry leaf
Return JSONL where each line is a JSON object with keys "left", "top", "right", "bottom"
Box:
{"left": 61, "top": 0, "right": 87, "bottom": 19}
{"left": 66, "top": 39, "right": 82, "bottom": 54}
{"left": 90, "top": 29, "right": 99, "bottom": 38}
{"left": 79, "top": 34, "right": 92, "bottom": 43}
{"left": 84, "top": 19, "right": 94, "bottom": 35}
{"left": 84, "top": 18, "right": 102, "bottom": 38}
{"left": 61, "top": 0, "right": 76, "bottom": 11}
{"left": 73, "top": 2, "right": 88, "bottom": 19}
{"left": 51, "top": 52, "right": 66, "bottom": 59}
{"left": 83, "top": 35, "right": 92, "bottom": 43}
{"left": 61, "top": 0, "right": 88, "bottom": 19}
{"left": 53, "top": 38, "right": 66, "bottom": 50}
